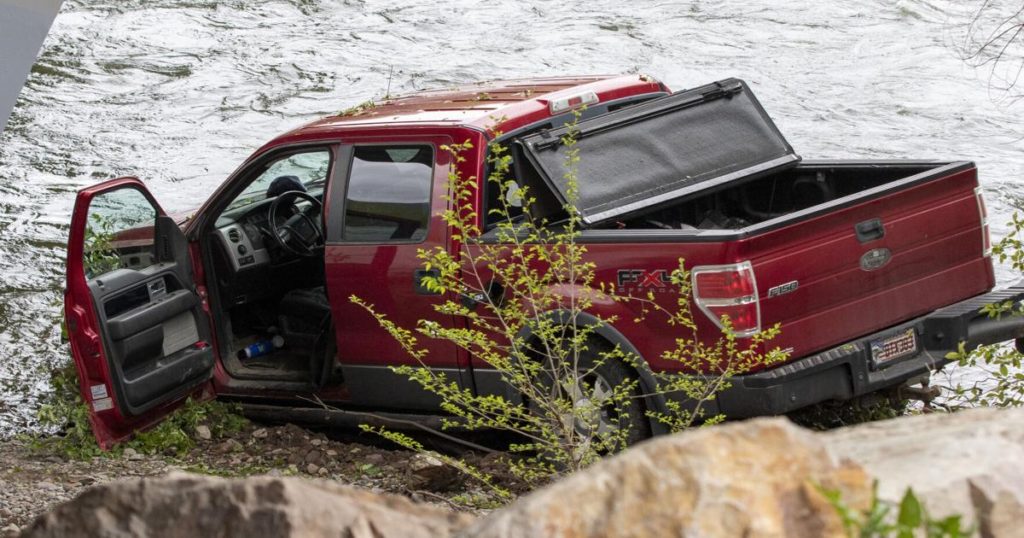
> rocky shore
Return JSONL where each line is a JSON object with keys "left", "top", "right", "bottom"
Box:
{"left": 0, "top": 422, "right": 510, "bottom": 534}
{"left": 4, "top": 408, "right": 1024, "bottom": 537}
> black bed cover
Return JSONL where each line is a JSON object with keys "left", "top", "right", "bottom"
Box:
{"left": 518, "top": 78, "right": 800, "bottom": 225}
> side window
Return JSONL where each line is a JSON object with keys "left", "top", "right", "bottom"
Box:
{"left": 83, "top": 187, "right": 158, "bottom": 279}
{"left": 226, "top": 149, "right": 331, "bottom": 210}
{"left": 341, "top": 145, "right": 433, "bottom": 242}
{"left": 484, "top": 162, "right": 525, "bottom": 229}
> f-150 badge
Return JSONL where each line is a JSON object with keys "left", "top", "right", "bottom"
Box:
{"left": 767, "top": 280, "right": 799, "bottom": 298}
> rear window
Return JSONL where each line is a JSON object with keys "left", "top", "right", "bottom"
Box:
{"left": 341, "top": 145, "right": 434, "bottom": 242}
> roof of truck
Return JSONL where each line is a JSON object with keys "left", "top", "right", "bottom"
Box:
{"left": 286, "top": 74, "right": 666, "bottom": 137}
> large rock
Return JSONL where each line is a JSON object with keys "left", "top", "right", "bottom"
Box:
{"left": 459, "top": 418, "right": 871, "bottom": 538}
{"left": 21, "top": 472, "right": 473, "bottom": 538}
{"left": 21, "top": 409, "right": 1024, "bottom": 538}
{"left": 824, "top": 407, "right": 1024, "bottom": 538}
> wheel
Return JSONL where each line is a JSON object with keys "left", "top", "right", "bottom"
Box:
{"left": 571, "top": 356, "right": 651, "bottom": 448}
{"left": 535, "top": 349, "right": 651, "bottom": 451}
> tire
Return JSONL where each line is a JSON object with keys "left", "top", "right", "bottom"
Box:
{"left": 532, "top": 347, "right": 652, "bottom": 451}
{"left": 586, "top": 355, "right": 652, "bottom": 448}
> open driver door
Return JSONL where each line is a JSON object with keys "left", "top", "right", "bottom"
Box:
{"left": 64, "top": 177, "right": 216, "bottom": 449}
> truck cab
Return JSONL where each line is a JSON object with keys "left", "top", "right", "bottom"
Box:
{"left": 64, "top": 75, "right": 669, "bottom": 447}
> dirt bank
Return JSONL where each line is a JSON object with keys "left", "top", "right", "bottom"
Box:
{"left": 0, "top": 421, "right": 514, "bottom": 532}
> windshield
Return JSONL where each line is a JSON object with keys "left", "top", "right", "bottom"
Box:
{"left": 227, "top": 149, "right": 331, "bottom": 210}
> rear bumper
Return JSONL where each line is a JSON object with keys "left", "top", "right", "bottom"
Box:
{"left": 716, "top": 282, "right": 1024, "bottom": 417}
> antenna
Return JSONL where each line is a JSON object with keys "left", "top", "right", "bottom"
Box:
{"left": 385, "top": 65, "right": 394, "bottom": 100}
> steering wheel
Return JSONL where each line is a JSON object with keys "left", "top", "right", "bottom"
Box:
{"left": 268, "top": 190, "right": 324, "bottom": 257}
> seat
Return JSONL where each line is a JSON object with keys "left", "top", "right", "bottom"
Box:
{"left": 277, "top": 286, "right": 331, "bottom": 350}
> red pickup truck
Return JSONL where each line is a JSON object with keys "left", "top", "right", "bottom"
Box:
{"left": 65, "top": 74, "right": 1024, "bottom": 448}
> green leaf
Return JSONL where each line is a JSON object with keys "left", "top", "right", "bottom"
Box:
{"left": 897, "top": 488, "right": 923, "bottom": 533}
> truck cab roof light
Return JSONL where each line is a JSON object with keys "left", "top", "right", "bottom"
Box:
{"left": 548, "top": 91, "right": 599, "bottom": 115}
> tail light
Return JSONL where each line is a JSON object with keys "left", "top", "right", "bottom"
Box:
{"left": 692, "top": 261, "right": 761, "bottom": 337}
{"left": 975, "top": 186, "right": 991, "bottom": 257}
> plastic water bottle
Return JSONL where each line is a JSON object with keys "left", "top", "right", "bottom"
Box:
{"left": 238, "top": 335, "right": 284, "bottom": 359}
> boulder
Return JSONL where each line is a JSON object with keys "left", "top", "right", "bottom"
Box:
{"left": 22, "top": 409, "right": 1024, "bottom": 538}
{"left": 824, "top": 407, "right": 1024, "bottom": 538}
{"left": 459, "top": 418, "right": 871, "bottom": 538}
{"left": 21, "top": 472, "right": 474, "bottom": 538}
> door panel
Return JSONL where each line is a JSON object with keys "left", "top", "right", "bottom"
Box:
{"left": 87, "top": 268, "right": 212, "bottom": 415}
{"left": 324, "top": 138, "right": 467, "bottom": 410}
{"left": 65, "top": 178, "right": 215, "bottom": 448}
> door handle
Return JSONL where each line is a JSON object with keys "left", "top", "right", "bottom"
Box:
{"left": 413, "top": 269, "right": 441, "bottom": 295}
{"left": 855, "top": 218, "right": 885, "bottom": 243}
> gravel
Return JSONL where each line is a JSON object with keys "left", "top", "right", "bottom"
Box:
{"left": 0, "top": 441, "right": 173, "bottom": 531}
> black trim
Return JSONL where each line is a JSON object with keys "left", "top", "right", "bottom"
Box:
{"left": 529, "top": 81, "right": 744, "bottom": 151}
{"left": 324, "top": 145, "right": 354, "bottom": 243}
{"left": 89, "top": 266, "right": 213, "bottom": 416}
{"left": 341, "top": 364, "right": 461, "bottom": 411}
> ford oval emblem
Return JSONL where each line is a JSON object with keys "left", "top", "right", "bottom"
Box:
{"left": 860, "top": 248, "right": 892, "bottom": 271}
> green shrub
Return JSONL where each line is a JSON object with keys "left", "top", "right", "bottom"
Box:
{"left": 352, "top": 111, "right": 786, "bottom": 493}
{"left": 940, "top": 211, "right": 1024, "bottom": 409}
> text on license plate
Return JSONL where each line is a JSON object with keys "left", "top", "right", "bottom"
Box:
{"left": 870, "top": 328, "right": 918, "bottom": 365}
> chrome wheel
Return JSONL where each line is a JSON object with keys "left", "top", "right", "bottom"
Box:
{"left": 562, "top": 371, "right": 620, "bottom": 439}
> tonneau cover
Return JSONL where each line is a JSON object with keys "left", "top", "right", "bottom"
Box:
{"left": 518, "top": 78, "right": 800, "bottom": 225}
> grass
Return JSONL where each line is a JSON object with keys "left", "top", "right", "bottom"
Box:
{"left": 30, "top": 362, "right": 247, "bottom": 460}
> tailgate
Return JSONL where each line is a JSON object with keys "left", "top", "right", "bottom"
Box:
{"left": 747, "top": 162, "right": 994, "bottom": 360}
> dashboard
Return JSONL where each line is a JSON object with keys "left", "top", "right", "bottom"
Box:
{"left": 212, "top": 193, "right": 322, "bottom": 275}
{"left": 216, "top": 211, "right": 272, "bottom": 272}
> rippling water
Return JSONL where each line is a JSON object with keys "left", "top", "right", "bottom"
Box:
{"left": 2, "top": 0, "right": 1022, "bottom": 434}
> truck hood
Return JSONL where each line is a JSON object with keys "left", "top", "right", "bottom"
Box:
{"left": 518, "top": 78, "right": 800, "bottom": 225}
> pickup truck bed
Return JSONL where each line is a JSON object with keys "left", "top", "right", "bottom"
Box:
{"left": 474, "top": 80, "right": 1021, "bottom": 422}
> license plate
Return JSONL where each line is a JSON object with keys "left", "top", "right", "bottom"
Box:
{"left": 870, "top": 328, "right": 918, "bottom": 366}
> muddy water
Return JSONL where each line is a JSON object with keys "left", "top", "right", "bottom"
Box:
{"left": 2, "top": 0, "right": 1022, "bottom": 434}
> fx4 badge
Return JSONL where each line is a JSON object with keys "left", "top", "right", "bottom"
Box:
{"left": 767, "top": 280, "right": 799, "bottom": 298}
{"left": 616, "top": 269, "right": 672, "bottom": 293}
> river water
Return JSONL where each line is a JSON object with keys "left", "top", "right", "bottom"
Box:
{"left": 1, "top": 0, "right": 1022, "bottom": 434}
